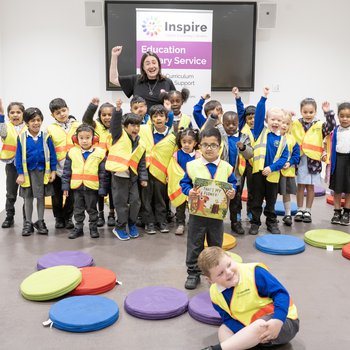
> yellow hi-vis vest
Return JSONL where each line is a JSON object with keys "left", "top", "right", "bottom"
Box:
{"left": 253, "top": 127, "right": 287, "bottom": 183}
{"left": 47, "top": 121, "right": 80, "bottom": 161}
{"left": 167, "top": 150, "right": 201, "bottom": 207}
{"left": 186, "top": 158, "right": 233, "bottom": 183}
{"left": 210, "top": 263, "right": 298, "bottom": 327}
{"left": 139, "top": 124, "right": 177, "bottom": 184}
{"left": 105, "top": 130, "right": 146, "bottom": 175}
{"left": 0, "top": 123, "right": 27, "bottom": 160}
{"left": 281, "top": 133, "right": 297, "bottom": 177}
{"left": 236, "top": 124, "right": 254, "bottom": 174}
{"left": 69, "top": 147, "right": 106, "bottom": 190}
{"left": 18, "top": 132, "right": 52, "bottom": 188}
{"left": 94, "top": 120, "right": 112, "bottom": 151}
{"left": 324, "top": 134, "right": 331, "bottom": 165}
{"left": 292, "top": 120, "right": 323, "bottom": 160}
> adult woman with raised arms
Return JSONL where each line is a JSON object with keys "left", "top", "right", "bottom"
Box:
{"left": 109, "top": 46, "right": 176, "bottom": 112}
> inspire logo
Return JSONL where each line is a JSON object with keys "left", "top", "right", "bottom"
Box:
{"left": 142, "top": 17, "right": 162, "bottom": 37}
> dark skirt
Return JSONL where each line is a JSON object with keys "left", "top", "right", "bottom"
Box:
{"left": 330, "top": 153, "right": 350, "bottom": 193}
{"left": 19, "top": 169, "right": 55, "bottom": 199}
{"left": 278, "top": 175, "right": 297, "bottom": 195}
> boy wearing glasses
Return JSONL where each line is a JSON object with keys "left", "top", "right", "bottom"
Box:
{"left": 180, "top": 127, "right": 237, "bottom": 290}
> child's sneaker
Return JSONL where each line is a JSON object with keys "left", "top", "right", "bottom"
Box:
{"left": 249, "top": 224, "right": 259, "bottom": 235}
{"left": 331, "top": 210, "right": 342, "bottom": 225}
{"left": 157, "top": 222, "right": 169, "bottom": 233}
{"left": 107, "top": 215, "right": 115, "bottom": 227}
{"left": 112, "top": 227, "right": 130, "bottom": 240}
{"left": 22, "top": 221, "right": 34, "bottom": 236}
{"left": 340, "top": 211, "right": 350, "bottom": 226}
{"left": 266, "top": 223, "right": 281, "bottom": 234}
{"left": 2, "top": 216, "right": 14, "bottom": 228}
{"left": 97, "top": 212, "right": 105, "bottom": 227}
{"left": 282, "top": 215, "right": 293, "bottom": 226}
{"left": 184, "top": 275, "right": 200, "bottom": 290}
{"left": 90, "top": 227, "right": 100, "bottom": 238}
{"left": 294, "top": 210, "right": 304, "bottom": 222}
{"left": 128, "top": 223, "right": 140, "bottom": 238}
{"left": 69, "top": 227, "right": 84, "bottom": 239}
{"left": 33, "top": 220, "right": 49, "bottom": 235}
{"left": 302, "top": 211, "right": 312, "bottom": 223}
{"left": 175, "top": 224, "right": 185, "bottom": 235}
{"left": 144, "top": 223, "right": 156, "bottom": 235}
{"left": 231, "top": 222, "right": 245, "bottom": 235}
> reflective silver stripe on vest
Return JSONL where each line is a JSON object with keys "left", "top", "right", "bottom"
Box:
{"left": 253, "top": 128, "right": 267, "bottom": 162}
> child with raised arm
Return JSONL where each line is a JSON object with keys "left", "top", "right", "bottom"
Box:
{"left": 202, "top": 111, "right": 253, "bottom": 235}
{"left": 249, "top": 87, "right": 289, "bottom": 235}
{"left": 61, "top": 124, "right": 108, "bottom": 239}
{"left": 105, "top": 100, "right": 148, "bottom": 240}
{"left": 180, "top": 128, "right": 236, "bottom": 290}
{"left": 47, "top": 98, "right": 80, "bottom": 229}
{"left": 292, "top": 99, "right": 336, "bottom": 223}
{"left": 328, "top": 102, "right": 350, "bottom": 225}
{"left": 16, "top": 108, "right": 57, "bottom": 236}
{"left": 198, "top": 247, "right": 299, "bottom": 350}
{"left": 0, "top": 99, "right": 26, "bottom": 228}
{"left": 82, "top": 97, "right": 115, "bottom": 227}
{"left": 193, "top": 93, "right": 223, "bottom": 129}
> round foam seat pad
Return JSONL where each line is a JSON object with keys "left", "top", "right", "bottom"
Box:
{"left": 228, "top": 251, "right": 243, "bottom": 263}
{"left": 326, "top": 195, "right": 345, "bottom": 206}
{"left": 124, "top": 286, "right": 188, "bottom": 320}
{"left": 37, "top": 250, "right": 94, "bottom": 270}
{"left": 20, "top": 265, "right": 82, "bottom": 301}
{"left": 70, "top": 267, "right": 117, "bottom": 295}
{"left": 241, "top": 188, "right": 248, "bottom": 201}
{"left": 274, "top": 201, "right": 297, "bottom": 216}
{"left": 304, "top": 229, "right": 350, "bottom": 249}
{"left": 342, "top": 243, "right": 350, "bottom": 259}
{"left": 255, "top": 234, "right": 305, "bottom": 255}
{"left": 188, "top": 292, "right": 221, "bottom": 325}
{"left": 305, "top": 185, "right": 325, "bottom": 197}
{"left": 205, "top": 233, "right": 236, "bottom": 251}
{"left": 49, "top": 295, "right": 119, "bottom": 332}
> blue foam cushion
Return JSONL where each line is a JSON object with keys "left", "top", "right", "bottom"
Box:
{"left": 49, "top": 295, "right": 119, "bottom": 332}
{"left": 274, "top": 201, "right": 297, "bottom": 216}
{"left": 255, "top": 234, "right": 305, "bottom": 255}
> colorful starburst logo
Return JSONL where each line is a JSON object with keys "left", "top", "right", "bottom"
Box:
{"left": 142, "top": 17, "right": 161, "bottom": 36}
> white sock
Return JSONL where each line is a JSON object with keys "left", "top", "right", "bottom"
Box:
{"left": 284, "top": 201, "right": 291, "bottom": 216}
{"left": 306, "top": 208, "right": 311, "bottom": 214}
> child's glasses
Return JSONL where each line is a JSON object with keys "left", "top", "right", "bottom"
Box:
{"left": 200, "top": 143, "right": 219, "bottom": 150}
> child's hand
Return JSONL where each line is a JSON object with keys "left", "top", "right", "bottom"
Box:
{"left": 322, "top": 101, "right": 330, "bottom": 113}
{"left": 321, "top": 152, "right": 327, "bottom": 162}
{"left": 259, "top": 319, "right": 283, "bottom": 343}
{"left": 16, "top": 175, "right": 25, "bottom": 185}
{"left": 116, "top": 98, "right": 122, "bottom": 111}
{"left": 0, "top": 98, "right": 4, "bottom": 115}
{"left": 226, "top": 188, "right": 236, "bottom": 200}
{"left": 232, "top": 87, "right": 240, "bottom": 98}
{"left": 262, "top": 166, "right": 272, "bottom": 176}
{"left": 201, "top": 93, "right": 210, "bottom": 100}
{"left": 63, "top": 190, "right": 69, "bottom": 197}
{"left": 111, "top": 46, "right": 123, "bottom": 57}
{"left": 189, "top": 186, "right": 200, "bottom": 200}
{"left": 140, "top": 180, "right": 148, "bottom": 187}
{"left": 263, "top": 86, "right": 270, "bottom": 97}
{"left": 91, "top": 97, "right": 100, "bottom": 106}
{"left": 49, "top": 171, "right": 56, "bottom": 183}
{"left": 283, "top": 162, "right": 290, "bottom": 169}
{"left": 163, "top": 99, "right": 172, "bottom": 112}
{"left": 236, "top": 141, "right": 244, "bottom": 150}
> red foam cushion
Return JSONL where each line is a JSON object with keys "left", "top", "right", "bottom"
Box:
{"left": 326, "top": 195, "right": 345, "bottom": 207}
{"left": 342, "top": 243, "right": 350, "bottom": 260}
{"left": 241, "top": 189, "right": 248, "bottom": 202}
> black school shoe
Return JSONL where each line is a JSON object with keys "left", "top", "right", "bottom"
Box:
{"left": 302, "top": 211, "right": 312, "bottom": 223}
{"left": 65, "top": 218, "right": 75, "bottom": 229}
{"left": 184, "top": 275, "right": 200, "bottom": 290}
{"left": 55, "top": 217, "right": 65, "bottom": 229}
{"left": 340, "top": 211, "right": 350, "bottom": 226}
{"left": 266, "top": 223, "right": 281, "bottom": 234}
{"left": 97, "top": 212, "right": 105, "bottom": 227}
{"left": 90, "top": 228, "right": 100, "bottom": 238}
{"left": 249, "top": 224, "right": 259, "bottom": 235}
{"left": 331, "top": 210, "right": 342, "bottom": 225}
{"left": 282, "top": 215, "right": 293, "bottom": 226}
{"left": 294, "top": 210, "right": 304, "bottom": 222}
{"left": 22, "top": 221, "right": 34, "bottom": 236}
{"left": 33, "top": 220, "right": 49, "bottom": 235}
{"left": 231, "top": 222, "right": 245, "bottom": 235}
{"left": 2, "top": 216, "right": 14, "bottom": 228}
{"left": 68, "top": 227, "right": 84, "bottom": 239}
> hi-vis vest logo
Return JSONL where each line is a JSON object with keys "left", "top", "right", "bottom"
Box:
{"left": 274, "top": 140, "right": 280, "bottom": 148}
{"left": 142, "top": 17, "right": 162, "bottom": 36}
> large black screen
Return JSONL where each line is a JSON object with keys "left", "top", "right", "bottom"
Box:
{"left": 105, "top": 1, "right": 256, "bottom": 91}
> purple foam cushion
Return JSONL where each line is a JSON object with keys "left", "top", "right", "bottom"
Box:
{"left": 188, "top": 291, "right": 222, "bottom": 326}
{"left": 37, "top": 251, "right": 94, "bottom": 270}
{"left": 124, "top": 286, "right": 188, "bottom": 320}
{"left": 304, "top": 185, "right": 325, "bottom": 197}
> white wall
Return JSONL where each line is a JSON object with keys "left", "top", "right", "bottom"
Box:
{"left": 0, "top": 0, "right": 349, "bottom": 208}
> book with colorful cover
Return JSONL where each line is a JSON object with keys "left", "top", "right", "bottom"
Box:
{"left": 188, "top": 178, "right": 232, "bottom": 220}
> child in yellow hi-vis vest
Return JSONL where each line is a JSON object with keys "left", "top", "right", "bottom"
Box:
{"left": 249, "top": 87, "right": 289, "bottom": 235}
{"left": 0, "top": 99, "right": 26, "bottom": 228}
{"left": 61, "top": 124, "right": 108, "bottom": 239}
{"left": 198, "top": 247, "right": 299, "bottom": 350}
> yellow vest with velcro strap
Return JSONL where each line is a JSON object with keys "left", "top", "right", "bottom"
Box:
{"left": 19, "top": 132, "right": 51, "bottom": 188}
{"left": 253, "top": 127, "right": 287, "bottom": 183}
{"left": 94, "top": 120, "right": 112, "bottom": 151}
{"left": 0, "top": 123, "right": 27, "bottom": 160}
{"left": 139, "top": 124, "right": 177, "bottom": 184}
{"left": 281, "top": 133, "right": 297, "bottom": 177}
{"left": 69, "top": 147, "right": 106, "bottom": 190}
{"left": 105, "top": 130, "right": 146, "bottom": 175}
{"left": 210, "top": 262, "right": 298, "bottom": 327}
{"left": 292, "top": 120, "right": 323, "bottom": 160}
{"left": 186, "top": 158, "right": 233, "bottom": 183}
{"left": 47, "top": 121, "right": 80, "bottom": 161}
